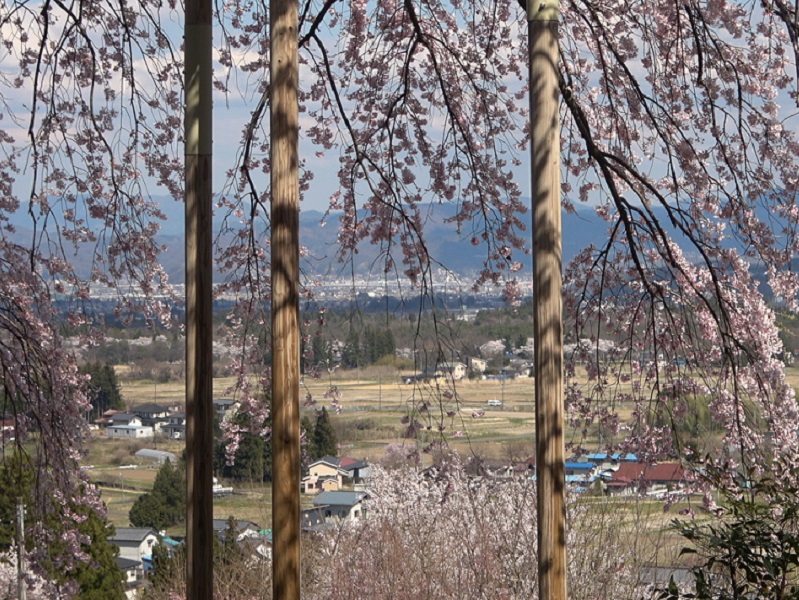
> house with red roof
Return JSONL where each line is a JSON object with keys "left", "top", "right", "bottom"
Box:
{"left": 605, "top": 462, "right": 693, "bottom": 496}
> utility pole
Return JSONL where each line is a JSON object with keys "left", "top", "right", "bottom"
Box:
{"left": 271, "top": 0, "right": 301, "bottom": 597}
{"left": 528, "top": 0, "right": 568, "bottom": 598}
{"left": 16, "top": 500, "right": 26, "bottom": 600}
{"left": 184, "top": 0, "right": 214, "bottom": 596}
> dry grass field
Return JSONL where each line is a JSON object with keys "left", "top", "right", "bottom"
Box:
{"left": 87, "top": 365, "right": 799, "bottom": 540}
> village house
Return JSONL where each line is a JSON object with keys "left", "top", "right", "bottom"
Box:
{"left": 338, "top": 456, "right": 371, "bottom": 482}
{"left": 312, "top": 490, "right": 369, "bottom": 522}
{"left": 110, "top": 527, "right": 160, "bottom": 568}
{"left": 109, "top": 413, "right": 142, "bottom": 427}
{"left": 116, "top": 556, "right": 145, "bottom": 600}
{"left": 106, "top": 413, "right": 154, "bottom": 439}
{"left": 439, "top": 361, "right": 467, "bottom": 380}
{"left": 161, "top": 411, "right": 186, "bottom": 439}
{"left": 604, "top": 462, "right": 692, "bottom": 497}
{"left": 213, "top": 398, "right": 239, "bottom": 417}
{"left": 0, "top": 419, "right": 16, "bottom": 442}
{"left": 468, "top": 356, "right": 487, "bottom": 374}
{"left": 583, "top": 452, "right": 638, "bottom": 473}
{"left": 302, "top": 456, "right": 373, "bottom": 494}
{"left": 130, "top": 402, "right": 173, "bottom": 422}
{"left": 302, "top": 456, "right": 346, "bottom": 494}
{"left": 212, "top": 518, "right": 263, "bottom": 544}
{"left": 95, "top": 409, "right": 120, "bottom": 428}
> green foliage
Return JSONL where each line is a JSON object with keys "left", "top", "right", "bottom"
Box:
{"left": 660, "top": 464, "right": 799, "bottom": 599}
{"left": 213, "top": 413, "right": 272, "bottom": 483}
{"left": 311, "top": 407, "right": 338, "bottom": 460}
{"left": 216, "top": 516, "right": 245, "bottom": 565}
{"left": 311, "top": 334, "right": 333, "bottom": 367}
{"left": 67, "top": 504, "right": 125, "bottom": 600}
{"left": 80, "top": 362, "right": 124, "bottom": 414}
{"left": 341, "top": 328, "right": 362, "bottom": 369}
{"left": 0, "top": 454, "right": 123, "bottom": 598}
{"left": 0, "top": 453, "right": 34, "bottom": 549}
{"left": 129, "top": 459, "right": 185, "bottom": 529}
{"left": 146, "top": 542, "right": 185, "bottom": 597}
{"left": 362, "top": 325, "right": 396, "bottom": 364}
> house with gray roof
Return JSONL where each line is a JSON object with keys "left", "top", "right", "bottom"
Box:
{"left": 110, "top": 527, "right": 160, "bottom": 564}
{"left": 312, "top": 491, "right": 368, "bottom": 522}
{"left": 212, "top": 518, "right": 263, "bottom": 544}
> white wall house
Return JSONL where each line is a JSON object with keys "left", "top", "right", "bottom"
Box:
{"left": 106, "top": 425, "right": 154, "bottom": 439}
{"left": 110, "top": 527, "right": 160, "bottom": 563}
{"left": 312, "top": 491, "right": 368, "bottom": 522}
{"left": 440, "top": 362, "right": 467, "bottom": 380}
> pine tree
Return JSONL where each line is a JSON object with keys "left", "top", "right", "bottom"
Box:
{"left": 0, "top": 456, "right": 124, "bottom": 598}
{"left": 301, "top": 415, "right": 316, "bottom": 462}
{"left": 68, "top": 505, "right": 125, "bottom": 600}
{"left": 312, "top": 408, "right": 338, "bottom": 459}
{"left": 341, "top": 329, "right": 361, "bottom": 369}
{"left": 129, "top": 459, "right": 185, "bottom": 530}
{"left": 214, "top": 413, "right": 272, "bottom": 483}
{"left": 311, "top": 334, "right": 331, "bottom": 367}
{"left": 81, "top": 362, "right": 124, "bottom": 415}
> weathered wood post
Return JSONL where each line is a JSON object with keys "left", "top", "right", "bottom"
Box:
{"left": 184, "top": 0, "right": 214, "bottom": 596}
{"left": 271, "top": 0, "right": 302, "bottom": 597}
{"left": 529, "top": 0, "right": 568, "bottom": 598}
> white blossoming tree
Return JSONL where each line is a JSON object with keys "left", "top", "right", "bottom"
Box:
{"left": 2, "top": 0, "right": 799, "bottom": 593}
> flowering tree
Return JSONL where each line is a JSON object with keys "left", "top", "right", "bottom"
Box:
{"left": 2, "top": 0, "right": 799, "bottom": 582}
{"left": 210, "top": 0, "right": 799, "bottom": 476}
{"left": 304, "top": 462, "right": 650, "bottom": 600}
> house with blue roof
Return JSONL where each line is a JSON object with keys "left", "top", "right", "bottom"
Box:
{"left": 564, "top": 461, "right": 599, "bottom": 486}
{"left": 583, "top": 452, "right": 638, "bottom": 472}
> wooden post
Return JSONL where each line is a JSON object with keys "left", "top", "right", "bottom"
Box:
{"left": 271, "top": 0, "right": 301, "bottom": 597}
{"left": 528, "top": 1, "right": 568, "bottom": 599}
{"left": 16, "top": 500, "right": 26, "bottom": 600}
{"left": 184, "top": 0, "right": 214, "bottom": 596}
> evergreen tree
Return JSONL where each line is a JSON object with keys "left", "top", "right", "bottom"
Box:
{"left": 147, "top": 542, "right": 184, "bottom": 597}
{"left": 67, "top": 504, "right": 125, "bottom": 600}
{"left": 0, "top": 456, "right": 123, "bottom": 598}
{"left": 341, "top": 329, "right": 361, "bottom": 369}
{"left": 80, "top": 362, "right": 124, "bottom": 415}
{"left": 301, "top": 415, "right": 316, "bottom": 462}
{"left": 383, "top": 328, "right": 396, "bottom": 360}
{"left": 129, "top": 459, "right": 185, "bottom": 530}
{"left": 311, "top": 408, "right": 338, "bottom": 459}
{"left": 311, "top": 334, "right": 331, "bottom": 367}
{"left": 213, "top": 413, "right": 272, "bottom": 483}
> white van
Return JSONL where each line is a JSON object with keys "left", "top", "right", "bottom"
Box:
{"left": 487, "top": 399, "right": 502, "bottom": 407}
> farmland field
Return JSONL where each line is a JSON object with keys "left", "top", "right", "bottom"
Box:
{"left": 86, "top": 365, "right": 799, "bottom": 540}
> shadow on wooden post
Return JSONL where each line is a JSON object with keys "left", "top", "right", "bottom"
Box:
{"left": 529, "top": 1, "right": 568, "bottom": 599}
{"left": 271, "top": 0, "right": 301, "bottom": 598}
{"left": 184, "top": 0, "right": 214, "bottom": 597}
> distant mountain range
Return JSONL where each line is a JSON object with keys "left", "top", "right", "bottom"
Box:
{"left": 151, "top": 198, "right": 617, "bottom": 283}
{"left": 6, "top": 196, "right": 783, "bottom": 296}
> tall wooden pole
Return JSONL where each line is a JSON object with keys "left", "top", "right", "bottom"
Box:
{"left": 16, "top": 500, "right": 26, "bottom": 600}
{"left": 185, "top": 0, "right": 214, "bottom": 596}
{"left": 271, "top": 0, "right": 301, "bottom": 597}
{"left": 529, "top": 0, "right": 567, "bottom": 599}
